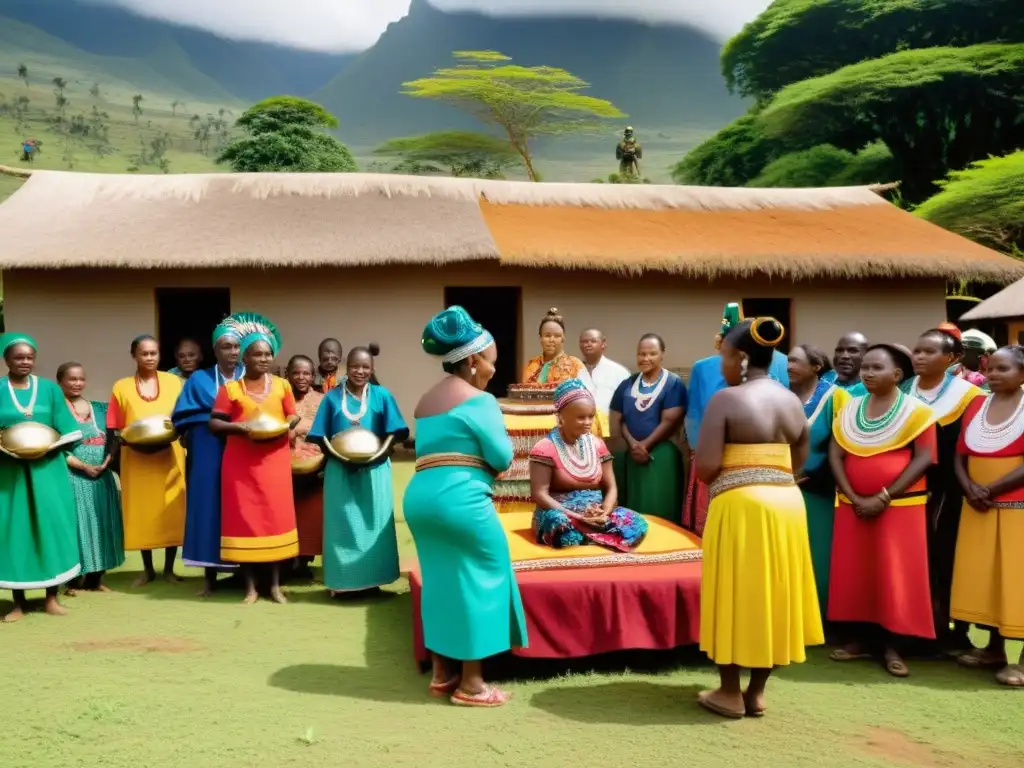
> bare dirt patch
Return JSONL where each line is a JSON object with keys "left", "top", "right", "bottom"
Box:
{"left": 852, "top": 726, "right": 966, "bottom": 767}
{"left": 67, "top": 636, "right": 204, "bottom": 654}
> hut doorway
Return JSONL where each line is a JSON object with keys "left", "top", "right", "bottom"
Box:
{"left": 444, "top": 286, "right": 520, "bottom": 397}
{"left": 155, "top": 287, "right": 232, "bottom": 371}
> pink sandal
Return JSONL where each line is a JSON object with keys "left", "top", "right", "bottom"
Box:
{"left": 428, "top": 677, "right": 460, "bottom": 698}
{"left": 450, "top": 685, "right": 511, "bottom": 708}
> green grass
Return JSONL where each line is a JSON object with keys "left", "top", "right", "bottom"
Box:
{"left": 1, "top": 461, "right": 1020, "bottom": 768}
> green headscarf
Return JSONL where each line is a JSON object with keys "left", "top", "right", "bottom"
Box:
{"left": 422, "top": 306, "right": 493, "bottom": 368}
{"left": 1, "top": 333, "right": 37, "bottom": 354}
{"left": 720, "top": 303, "right": 743, "bottom": 338}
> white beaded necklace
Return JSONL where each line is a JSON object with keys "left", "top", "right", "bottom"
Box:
{"left": 341, "top": 377, "right": 369, "bottom": 424}
{"left": 552, "top": 429, "right": 600, "bottom": 481}
{"left": 965, "top": 394, "right": 1024, "bottom": 453}
{"left": 839, "top": 393, "right": 916, "bottom": 447}
{"left": 630, "top": 369, "right": 668, "bottom": 413}
{"left": 7, "top": 374, "right": 38, "bottom": 418}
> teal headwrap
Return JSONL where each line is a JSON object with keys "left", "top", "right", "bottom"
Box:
{"left": 220, "top": 312, "right": 281, "bottom": 355}
{"left": 553, "top": 378, "right": 594, "bottom": 411}
{"left": 212, "top": 322, "right": 240, "bottom": 346}
{"left": 422, "top": 306, "right": 494, "bottom": 366}
{"left": 1, "top": 332, "right": 37, "bottom": 354}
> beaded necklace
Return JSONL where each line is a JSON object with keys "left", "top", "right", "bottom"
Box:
{"left": 965, "top": 393, "right": 1024, "bottom": 453}
{"left": 842, "top": 391, "right": 913, "bottom": 446}
{"left": 241, "top": 373, "right": 271, "bottom": 403}
{"left": 135, "top": 373, "right": 159, "bottom": 403}
{"left": 7, "top": 375, "right": 38, "bottom": 418}
{"left": 909, "top": 375, "right": 954, "bottom": 406}
{"left": 340, "top": 376, "right": 369, "bottom": 424}
{"left": 551, "top": 428, "right": 600, "bottom": 481}
{"left": 630, "top": 369, "right": 668, "bottom": 413}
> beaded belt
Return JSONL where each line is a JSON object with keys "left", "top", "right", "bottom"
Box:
{"left": 415, "top": 453, "right": 492, "bottom": 473}
{"left": 708, "top": 466, "right": 794, "bottom": 501}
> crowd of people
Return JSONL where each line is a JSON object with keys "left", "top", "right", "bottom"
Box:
{"left": 0, "top": 301, "right": 1020, "bottom": 710}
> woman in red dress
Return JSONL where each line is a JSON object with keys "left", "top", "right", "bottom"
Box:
{"left": 209, "top": 313, "right": 300, "bottom": 604}
{"left": 828, "top": 343, "right": 938, "bottom": 677}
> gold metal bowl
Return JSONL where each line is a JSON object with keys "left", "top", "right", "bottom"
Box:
{"left": 122, "top": 415, "right": 177, "bottom": 447}
{"left": 248, "top": 412, "right": 289, "bottom": 441}
{"left": 327, "top": 427, "right": 382, "bottom": 462}
{"left": 291, "top": 453, "right": 326, "bottom": 475}
{"left": 0, "top": 421, "right": 60, "bottom": 460}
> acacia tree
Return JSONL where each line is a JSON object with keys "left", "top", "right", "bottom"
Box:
{"left": 17, "top": 64, "right": 28, "bottom": 88}
{"left": 402, "top": 50, "right": 625, "bottom": 181}
{"left": 217, "top": 96, "right": 357, "bottom": 173}
{"left": 916, "top": 151, "right": 1024, "bottom": 254}
{"left": 373, "top": 131, "right": 521, "bottom": 178}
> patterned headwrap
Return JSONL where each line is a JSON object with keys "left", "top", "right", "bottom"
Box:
{"left": 220, "top": 311, "right": 281, "bottom": 356}
{"left": 1, "top": 332, "right": 37, "bottom": 354}
{"left": 212, "top": 320, "right": 240, "bottom": 346}
{"left": 962, "top": 328, "right": 996, "bottom": 353}
{"left": 553, "top": 378, "right": 594, "bottom": 411}
{"left": 421, "top": 306, "right": 494, "bottom": 366}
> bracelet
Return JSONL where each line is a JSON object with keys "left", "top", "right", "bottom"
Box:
{"left": 879, "top": 487, "right": 891, "bottom": 503}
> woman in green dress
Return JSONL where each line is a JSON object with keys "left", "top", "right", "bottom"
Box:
{"left": 57, "top": 362, "right": 125, "bottom": 593}
{"left": 403, "top": 306, "right": 528, "bottom": 708}
{"left": 0, "top": 334, "right": 82, "bottom": 622}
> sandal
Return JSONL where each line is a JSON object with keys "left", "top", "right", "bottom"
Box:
{"left": 829, "top": 648, "right": 872, "bottom": 662}
{"left": 958, "top": 648, "right": 1007, "bottom": 670}
{"left": 450, "top": 685, "right": 511, "bottom": 708}
{"left": 428, "top": 677, "right": 460, "bottom": 698}
{"left": 995, "top": 664, "right": 1024, "bottom": 688}
{"left": 696, "top": 691, "right": 745, "bottom": 719}
{"left": 884, "top": 653, "right": 910, "bottom": 678}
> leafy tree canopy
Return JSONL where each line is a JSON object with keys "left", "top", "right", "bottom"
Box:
{"left": 747, "top": 142, "right": 896, "bottom": 188}
{"left": 670, "top": 114, "right": 787, "bottom": 186}
{"left": 217, "top": 96, "right": 356, "bottom": 173}
{"left": 757, "top": 44, "right": 1024, "bottom": 199}
{"left": 373, "top": 131, "right": 521, "bottom": 178}
{"left": 915, "top": 150, "right": 1024, "bottom": 253}
{"left": 722, "top": 0, "right": 1024, "bottom": 100}
{"left": 401, "top": 50, "right": 625, "bottom": 181}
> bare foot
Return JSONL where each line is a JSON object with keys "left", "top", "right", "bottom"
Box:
{"left": 696, "top": 689, "right": 745, "bottom": 719}
{"left": 242, "top": 590, "right": 259, "bottom": 605}
{"left": 64, "top": 588, "right": 79, "bottom": 597}
{"left": 94, "top": 584, "right": 112, "bottom": 593}
{"left": 162, "top": 572, "right": 184, "bottom": 584}
{"left": 44, "top": 597, "right": 68, "bottom": 617}
{"left": 132, "top": 571, "right": 156, "bottom": 588}
{"left": 2, "top": 606, "right": 25, "bottom": 623}
{"left": 270, "top": 587, "right": 288, "bottom": 605}
{"left": 743, "top": 689, "right": 766, "bottom": 717}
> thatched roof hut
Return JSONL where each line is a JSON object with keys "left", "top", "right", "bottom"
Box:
{"left": 1, "top": 170, "right": 1019, "bottom": 416}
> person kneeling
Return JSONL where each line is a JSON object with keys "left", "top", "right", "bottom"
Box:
{"left": 529, "top": 379, "right": 647, "bottom": 550}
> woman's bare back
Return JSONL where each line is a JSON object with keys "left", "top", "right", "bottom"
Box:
{"left": 721, "top": 379, "right": 806, "bottom": 445}
{"left": 414, "top": 376, "right": 484, "bottom": 419}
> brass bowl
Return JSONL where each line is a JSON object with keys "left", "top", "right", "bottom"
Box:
{"left": 328, "top": 427, "right": 382, "bottom": 462}
{"left": 291, "top": 453, "right": 326, "bottom": 475}
{"left": 122, "top": 415, "right": 177, "bottom": 447}
{"left": 248, "top": 412, "right": 289, "bottom": 441}
{"left": 0, "top": 421, "right": 60, "bottom": 460}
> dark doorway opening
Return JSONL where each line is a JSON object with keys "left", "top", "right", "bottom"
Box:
{"left": 742, "top": 298, "right": 793, "bottom": 354}
{"left": 155, "top": 288, "right": 232, "bottom": 372}
{"left": 444, "top": 287, "right": 520, "bottom": 397}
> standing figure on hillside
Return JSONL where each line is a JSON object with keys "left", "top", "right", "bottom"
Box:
{"left": 209, "top": 313, "right": 299, "bottom": 604}
{"left": 308, "top": 344, "right": 409, "bottom": 597}
{"left": 172, "top": 323, "right": 245, "bottom": 596}
{"left": 615, "top": 126, "right": 642, "bottom": 177}
{"left": 0, "top": 334, "right": 82, "bottom": 622}
{"left": 108, "top": 335, "right": 186, "bottom": 587}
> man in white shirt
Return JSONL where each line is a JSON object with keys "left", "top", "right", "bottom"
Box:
{"left": 579, "top": 328, "right": 631, "bottom": 414}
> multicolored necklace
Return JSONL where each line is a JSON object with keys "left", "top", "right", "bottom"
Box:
{"left": 843, "top": 390, "right": 912, "bottom": 446}
{"left": 551, "top": 428, "right": 600, "bottom": 481}
{"left": 7, "top": 375, "right": 38, "bottom": 418}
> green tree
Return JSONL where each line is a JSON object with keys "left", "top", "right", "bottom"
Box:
{"left": 51, "top": 77, "right": 69, "bottom": 124}
{"left": 131, "top": 93, "right": 144, "bottom": 125}
{"left": 17, "top": 64, "right": 28, "bottom": 88}
{"left": 916, "top": 151, "right": 1024, "bottom": 254}
{"left": 217, "top": 96, "right": 357, "bottom": 173}
{"left": 402, "top": 50, "right": 625, "bottom": 182}
{"left": 671, "top": 114, "right": 787, "bottom": 186}
{"left": 747, "top": 143, "right": 896, "bottom": 188}
{"left": 373, "top": 131, "right": 521, "bottom": 178}
{"left": 722, "top": 0, "right": 1023, "bottom": 101}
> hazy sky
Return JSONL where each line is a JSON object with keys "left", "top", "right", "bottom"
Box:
{"left": 88, "top": 0, "right": 771, "bottom": 53}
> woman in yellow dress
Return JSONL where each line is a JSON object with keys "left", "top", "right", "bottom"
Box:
{"left": 522, "top": 308, "right": 593, "bottom": 388}
{"left": 696, "top": 318, "right": 822, "bottom": 718}
{"left": 107, "top": 335, "right": 187, "bottom": 587}
{"left": 951, "top": 345, "right": 1024, "bottom": 687}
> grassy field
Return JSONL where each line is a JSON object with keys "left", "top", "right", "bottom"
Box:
{"left": 0, "top": 461, "right": 1020, "bottom": 768}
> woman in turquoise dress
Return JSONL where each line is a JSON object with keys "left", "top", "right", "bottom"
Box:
{"left": 0, "top": 333, "right": 82, "bottom": 622}
{"left": 403, "top": 306, "right": 528, "bottom": 708}
{"left": 308, "top": 345, "right": 408, "bottom": 597}
{"left": 58, "top": 362, "right": 124, "bottom": 593}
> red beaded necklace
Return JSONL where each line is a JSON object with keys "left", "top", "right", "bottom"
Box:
{"left": 135, "top": 372, "right": 160, "bottom": 403}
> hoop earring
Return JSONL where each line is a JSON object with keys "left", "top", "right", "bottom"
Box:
{"left": 740, "top": 358, "right": 749, "bottom": 383}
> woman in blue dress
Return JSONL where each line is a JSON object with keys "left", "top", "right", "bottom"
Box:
{"left": 403, "top": 306, "right": 527, "bottom": 708}
{"left": 171, "top": 323, "right": 244, "bottom": 596}
{"left": 308, "top": 345, "right": 408, "bottom": 597}
{"left": 609, "top": 333, "right": 687, "bottom": 522}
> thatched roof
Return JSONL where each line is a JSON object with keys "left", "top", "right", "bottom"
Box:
{"left": 0, "top": 170, "right": 1018, "bottom": 280}
{"left": 961, "top": 278, "right": 1024, "bottom": 321}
